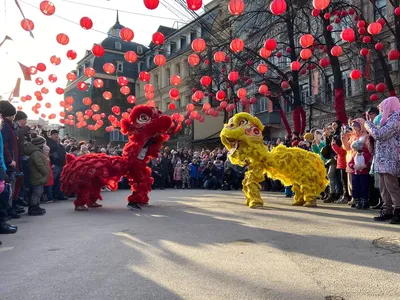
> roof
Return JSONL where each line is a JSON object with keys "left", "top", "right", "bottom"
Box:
{"left": 101, "top": 37, "right": 147, "bottom": 53}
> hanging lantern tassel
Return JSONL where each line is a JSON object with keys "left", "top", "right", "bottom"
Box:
{"left": 14, "top": 0, "right": 35, "bottom": 38}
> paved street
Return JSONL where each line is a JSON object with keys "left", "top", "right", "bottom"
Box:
{"left": 1, "top": 189, "right": 399, "bottom": 300}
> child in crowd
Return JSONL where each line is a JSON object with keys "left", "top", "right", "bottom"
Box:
{"left": 189, "top": 159, "right": 199, "bottom": 188}
{"left": 182, "top": 161, "right": 190, "bottom": 189}
{"left": 197, "top": 162, "right": 206, "bottom": 188}
{"left": 348, "top": 137, "right": 372, "bottom": 209}
{"left": 173, "top": 161, "right": 182, "bottom": 188}
{"left": 41, "top": 143, "right": 54, "bottom": 204}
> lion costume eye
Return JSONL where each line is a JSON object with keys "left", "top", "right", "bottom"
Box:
{"left": 137, "top": 113, "right": 151, "bottom": 124}
{"left": 251, "top": 127, "right": 261, "bottom": 136}
{"left": 238, "top": 119, "right": 248, "bottom": 127}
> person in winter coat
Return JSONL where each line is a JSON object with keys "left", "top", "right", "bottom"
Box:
{"left": 181, "top": 161, "right": 190, "bottom": 189}
{"left": 41, "top": 143, "right": 54, "bottom": 204}
{"left": 46, "top": 130, "right": 67, "bottom": 200}
{"left": 348, "top": 138, "right": 372, "bottom": 210}
{"left": 365, "top": 97, "right": 400, "bottom": 224}
{"left": 189, "top": 159, "right": 199, "bottom": 188}
{"left": 331, "top": 138, "right": 350, "bottom": 203}
{"left": 173, "top": 161, "right": 183, "bottom": 188}
{"left": 24, "top": 136, "right": 50, "bottom": 216}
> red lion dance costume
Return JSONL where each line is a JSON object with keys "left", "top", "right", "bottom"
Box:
{"left": 61, "top": 105, "right": 178, "bottom": 211}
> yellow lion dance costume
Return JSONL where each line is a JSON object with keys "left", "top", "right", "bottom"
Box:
{"left": 220, "top": 113, "right": 328, "bottom": 208}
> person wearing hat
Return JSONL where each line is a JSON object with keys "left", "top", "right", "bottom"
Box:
{"left": 45, "top": 129, "right": 67, "bottom": 200}
{"left": 24, "top": 136, "right": 50, "bottom": 216}
{"left": 0, "top": 101, "right": 21, "bottom": 219}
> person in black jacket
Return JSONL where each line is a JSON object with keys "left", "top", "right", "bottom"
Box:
{"left": 202, "top": 162, "right": 219, "bottom": 190}
{"left": 160, "top": 152, "right": 171, "bottom": 189}
{"left": 222, "top": 167, "right": 238, "bottom": 190}
{"left": 45, "top": 130, "right": 67, "bottom": 200}
{"left": 151, "top": 159, "right": 162, "bottom": 189}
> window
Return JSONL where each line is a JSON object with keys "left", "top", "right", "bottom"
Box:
{"left": 374, "top": 0, "right": 386, "bottom": 21}
{"left": 180, "top": 36, "right": 187, "bottom": 48}
{"left": 165, "top": 68, "right": 171, "bottom": 86}
{"left": 137, "top": 46, "right": 143, "bottom": 55}
{"left": 117, "top": 62, "right": 123, "bottom": 72}
{"left": 115, "top": 42, "right": 122, "bottom": 50}
{"left": 190, "top": 31, "right": 197, "bottom": 43}
{"left": 110, "top": 129, "right": 128, "bottom": 142}
{"left": 176, "top": 63, "right": 181, "bottom": 75}
{"left": 170, "top": 42, "right": 176, "bottom": 54}
{"left": 154, "top": 74, "right": 159, "bottom": 89}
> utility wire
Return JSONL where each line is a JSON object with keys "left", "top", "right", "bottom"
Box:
{"left": 160, "top": 0, "right": 192, "bottom": 22}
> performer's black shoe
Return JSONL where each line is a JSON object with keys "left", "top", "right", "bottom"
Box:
{"left": 127, "top": 202, "right": 142, "bottom": 211}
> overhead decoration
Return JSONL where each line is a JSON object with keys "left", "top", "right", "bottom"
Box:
{"left": 37, "top": 63, "right": 46, "bottom": 72}
{"left": 67, "top": 50, "right": 77, "bottom": 60}
{"left": 200, "top": 76, "right": 212, "bottom": 86}
{"left": 66, "top": 72, "right": 76, "bottom": 81}
{"left": 259, "top": 48, "right": 272, "bottom": 58}
{"left": 40, "top": 1, "right": 56, "bottom": 16}
{"left": 214, "top": 51, "right": 226, "bottom": 63}
{"left": 50, "top": 55, "right": 61, "bottom": 65}
{"left": 92, "top": 44, "right": 105, "bottom": 57}
{"left": 257, "top": 64, "right": 268, "bottom": 73}
{"left": 21, "top": 19, "right": 34, "bottom": 31}
{"left": 48, "top": 74, "right": 57, "bottom": 83}
{"left": 124, "top": 51, "right": 137, "bottom": 63}
{"left": 228, "top": 0, "right": 245, "bottom": 16}
{"left": 127, "top": 95, "right": 136, "bottom": 104}
{"left": 187, "top": 0, "right": 202, "bottom": 11}
{"left": 169, "top": 88, "right": 179, "bottom": 100}
{"left": 300, "top": 48, "right": 312, "bottom": 60}
{"left": 188, "top": 53, "right": 200, "bottom": 66}
{"left": 299, "top": 34, "right": 314, "bottom": 48}
{"left": 191, "top": 38, "right": 206, "bottom": 52}
{"left": 154, "top": 54, "right": 167, "bottom": 66}
{"left": 330, "top": 45, "right": 343, "bottom": 56}
{"left": 270, "top": 0, "right": 287, "bottom": 15}
{"left": 80, "top": 17, "right": 93, "bottom": 30}
{"left": 84, "top": 67, "right": 96, "bottom": 77}
{"left": 56, "top": 33, "right": 69, "bottom": 45}
{"left": 340, "top": 28, "right": 355, "bottom": 42}
{"left": 120, "top": 86, "right": 130, "bottom": 95}
{"left": 139, "top": 71, "right": 151, "bottom": 82}
{"left": 103, "top": 91, "right": 113, "bottom": 100}
{"left": 264, "top": 39, "right": 277, "bottom": 51}
{"left": 103, "top": 63, "right": 115, "bottom": 74}
{"left": 120, "top": 27, "right": 134, "bottom": 42}
{"left": 94, "top": 78, "right": 104, "bottom": 88}
{"left": 367, "top": 22, "right": 383, "bottom": 35}
{"left": 152, "top": 32, "right": 165, "bottom": 45}
{"left": 144, "top": 0, "right": 159, "bottom": 10}
{"left": 170, "top": 75, "right": 182, "bottom": 86}
{"left": 291, "top": 61, "right": 301, "bottom": 71}
{"left": 349, "top": 69, "right": 361, "bottom": 80}
{"left": 230, "top": 38, "right": 245, "bottom": 53}
{"left": 312, "top": 0, "right": 330, "bottom": 10}
{"left": 117, "top": 76, "right": 128, "bottom": 86}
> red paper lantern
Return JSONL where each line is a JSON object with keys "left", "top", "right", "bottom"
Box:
{"left": 311, "top": 9, "right": 320, "bottom": 17}
{"left": 313, "top": 0, "right": 330, "bottom": 10}
{"left": 388, "top": 49, "right": 400, "bottom": 61}
{"left": 375, "top": 42, "right": 384, "bottom": 51}
{"left": 168, "top": 103, "right": 176, "bottom": 110}
{"left": 259, "top": 84, "right": 269, "bottom": 95}
{"left": 84, "top": 67, "right": 96, "bottom": 78}
{"left": 367, "top": 22, "right": 382, "bottom": 35}
{"left": 363, "top": 36, "right": 372, "bottom": 44}
{"left": 331, "top": 45, "right": 343, "bottom": 56}
{"left": 154, "top": 54, "right": 167, "bottom": 66}
{"left": 120, "top": 27, "right": 134, "bottom": 42}
{"left": 360, "top": 48, "right": 369, "bottom": 56}
{"left": 103, "top": 63, "right": 115, "bottom": 74}
{"left": 291, "top": 61, "right": 301, "bottom": 71}
{"left": 191, "top": 38, "right": 206, "bottom": 52}
{"left": 48, "top": 74, "right": 57, "bottom": 83}
{"left": 90, "top": 105, "right": 99, "bottom": 112}
{"left": 237, "top": 88, "right": 247, "bottom": 98}
{"left": 103, "top": 91, "right": 112, "bottom": 100}
{"left": 28, "top": 67, "right": 37, "bottom": 75}
{"left": 67, "top": 50, "right": 77, "bottom": 60}
{"left": 94, "top": 78, "right": 104, "bottom": 88}
{"left": 350, "top": 69, "right": 361, "bottom": 80}
{"left": 139, "top": 71, "right": 151, "bottom": 82}
{"left": 83, "top": 97, "right": 92, "bottom": 106}
{"left": 214, "top": 51, "right": 226, "bottom": 63}
{"left": 21, "top": 19, "right": 34, "bottom": 31}
{"left": 111, "top": 106, "right": 121, "bottom": 115}
{"left": 35, "top": 78, "right": 44, "bottom": 86}
{"left": 340, "top": 28, "right": 355, "bottom": 42}
{"left": 281, "top": 81, "right": 290, "bottom": 89}
{"left": 120, "top": 86, "right": 130, "bottom": 95}
{"left": 37, "top": 63, "right": 46, "bottom": 72}
{"left": 127, "top": 95, "right": 136, "bottom": 104}
{"left": 56, "top": 87, "right": 64, "bottom": 94}
{"left": 395, "top": 7, "right": 400, "bottom": 16}
{"left": 56, "top": 33, "right": 69, "bottom": 45}
{"left": 376, "top": 83, "right": 386, "bottom": 93}
{"left": 300, "top": 49, "right": 312, "bottom": 60}
{"left": 194, "top": 91, "right": 204, "bottom": 101}
{"left": 259, "top": 48, "right": 272, "bottom": 58}
{"left": 230, "top": 38, "right": 244, "bottom": 53}
{"left": 41, "top": 87, "right": 49, "bottom": 94}
{"left": 216, "top": 90, "right": 226, "bottom": 101}
{"left": 40, "top": 1, "right": 55, "bottom": 16}
{"left": 257, "top": 64, "right": 268, "bottom": 74}
{"left": 370, "top": 94, "right": 378, "bottom": 101}
{"left": 118, "top": 76, "right": 128, "bottom": 86}
{"left": 170, "top": 75, "right": 182, "bottom": 86}
{"left": 270, "top": 0, "right": 287, "bottom": 15}
{"left": 366, "top": 84, "right": 375, "bottom": 92}
{"left": 77, "top": 82, "right": 87, "bottom": 91}
{"left": 187, "top": 0, "right": 202, "bottom": 10}
{"left": 200, "top": 76, "right": 212, "bottom": 86}
{"left": 264, "top": 39, "right": 277, "bottom": 51}
{"left": 80, "top": 17, "right": 93, "bottom": 30}
{"left": 143, "top": 84, "right": 153, "bottom": 93}
{"left": 188, "top": 53, "right": 201, "bottom": 66}
{"left": 152, "top": 32, "right": 165, "bottom": 45}
{"left": 65, "top": 97, "right": 74, "bottom": 105}
{"left": 92, "top": 44, "right": 104, "bottom": 57}
{"left": 299, "top": 34, "right": 314, "bottom": 48}
{"left": 144, "top": 0, "right": 159, "bottom": 9}
{"left": 228, "top": 71, "right": 239, "bottom": 81}
{"left": 123, "top": 51, "right": 137, "bottom": 63}
{"left": 50, "top": 55, "right": 61, "bottom": 65}
{"left": 187, "top": 103, "right": 195, "bottom": 111}
{"left": 169, "top": 88, "right": 180, "bottom": 100}
{"left": 228, "top": 0, "right": 245, "bottom": 16}
{"left": 320, "top": 57, "right": 330, "bottom": 67}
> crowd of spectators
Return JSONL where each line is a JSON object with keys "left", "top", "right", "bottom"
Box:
{"left": 1, "top": 97, "right": 399, "bottom": 246}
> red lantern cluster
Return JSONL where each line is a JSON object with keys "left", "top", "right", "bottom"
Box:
{"left": 214, "top": 51, "right": 225, "bottom": 63}
{"left": 257, "top": 64, "right": 268, "bottom": 74}
{"left": 341, "top": 28, "right": 355, "bottom": 42}
{"left": 170, "top": 75, "right": 182, "bottom": 86}
{"left": 349, "top": 69, "right": 361, "bottom": 80}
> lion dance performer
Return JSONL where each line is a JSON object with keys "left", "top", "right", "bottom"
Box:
{"left": 220, "top": 113, "right": 328, "bottom": 208}
{"left": 61, "top": 105, "right": 178, "bottom": 211}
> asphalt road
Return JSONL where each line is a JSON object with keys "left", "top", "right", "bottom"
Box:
{"left": 1, "top": 189, "right": 399, "bottom": 300}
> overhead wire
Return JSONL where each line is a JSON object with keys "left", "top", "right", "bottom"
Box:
{"left": 159, "top": 0, "right": 192, "bottom": 22}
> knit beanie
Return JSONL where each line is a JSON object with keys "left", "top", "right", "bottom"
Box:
{"left": 31, "top": 136, "right": 46, "bottom": 148}
{"left": 14, "top": 110, "right": 28, "bottom": 122}
{"left": 0, "top": 101, "right": 17, "bottom": 117}
{"left": 50, "top": 129, "right": 59, "bottom": 135}
{"left": 304, "top": 133, "right": 313, "bottom": 141}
